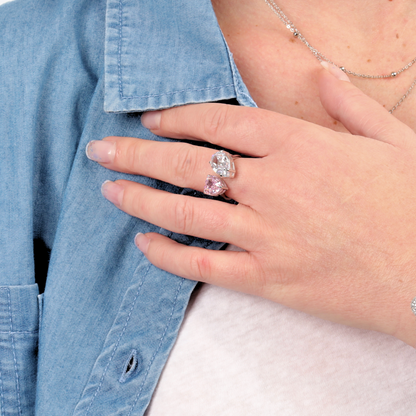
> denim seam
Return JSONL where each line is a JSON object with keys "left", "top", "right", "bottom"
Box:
{"left": 117, "top": 0, "right": 124, "bottom": 101}
{"left": 5, "top": 288, "right": 22, "bottom": 416}
{"left": 230, "top": 58, "right": 252, "bottom": 102}
{"left": 116, "top": 0, "right": 234, "bottom": 101}
{"left": 84, "top": 262, "right": 151, "bottom": 415}
{"left": 0, "top": 369, "right": 3, "bottom": 416}
{"left": 126, "top": 278, "right": 185, "bottom": 416}
{"left": 119, "top": 84, "right": 236, "bottom": 100}
{"left": 0, "top": 331, "right": 38, "bottom": 335}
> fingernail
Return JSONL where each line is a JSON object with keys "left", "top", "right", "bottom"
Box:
{"left": 135, "top": 233, "right": 150, "bottom": 254}
{"left": 86, "top": 140, "right": 116, "bottom": 163}
{"left": 101, "top": 180, "right": 124, "bottom": 207}
{"left": 141, "top": 111, "right": 161, "bottom": 130}
{"left": 320, "top": 61, "right": 350, "bottom": 82}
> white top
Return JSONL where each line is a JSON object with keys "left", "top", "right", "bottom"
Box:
{"left": 147, "top": 283, "right": 416, "bottom": 415}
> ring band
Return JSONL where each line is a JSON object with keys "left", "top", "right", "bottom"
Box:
{"left": 411, "top": 297, "right": 416, "bottom": 316}
{"left": 210, "top": 150, "right": 238, "bottom": 178}
{"left": 204, "top": 174, "right": 228, "bottom": 196}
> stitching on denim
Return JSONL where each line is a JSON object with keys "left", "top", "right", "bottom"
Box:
{"left": 115, "top": 1, "right": 234, "bottom": 102}
{"left": 0, "top": 369, "right": 4, "bottom": 416}
{"left": 5, "top": 289, "right": 22, "bottom": 416}
{"left": 230, "top": 61, "right": 253, "bottom": 103}
{"left": 84, "top": 262, "right": 150, "bottom": 415}
{"left": 120, "top": 84, "right": 235, "bottom": 100}
{"left": 126, "top": 278, "right": 185, "bottom": 416}
{"left": 228, "top": 53, "right": 255, "bottom": 105}
{"left": 0, "top": 331, "right": 38, "bottom": 335}
{"left": 117, "top": 0, "right": 124, "bottom": 100}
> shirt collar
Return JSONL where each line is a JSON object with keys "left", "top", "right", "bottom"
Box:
{"left": 104, "top": 0, "right": 256, "bottom": 113}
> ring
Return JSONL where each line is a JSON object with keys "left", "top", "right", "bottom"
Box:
{"left": 411, "top": 297, "right": 416, "bottom": 316}
{"left": 204, "top": 174, "right": 228, "bottom": 196}
{"left": 210, "top": 150, "right": 238, "bottom": 178}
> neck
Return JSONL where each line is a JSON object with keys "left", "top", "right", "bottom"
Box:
{"left": 277, "top": 0, "right": 415, "bottom": 35}
{"left": 211, "top": 0, "right": 416, "bottom": 129}
{"left": 214, "top": 0, "right": 416, "bottom": 34}
{"left": 213, "top": 0, "right": 416, "bottom": 68}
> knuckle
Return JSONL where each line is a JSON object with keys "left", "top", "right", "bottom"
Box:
{"left": 127, "top": 186, "right": 146, "bottom": 215}
{"left": 169, "top": 143, "right": 198, "bottom": 184}
{"left": 202, "top": 105, "right": 265, "bottom": 146}
{"left": 159, "top": 107, "right": 177, "bottom": 133}
{"left": 341, "top": 88, "right": 363, "bottom": 108}
{"left": 189, "top": 250, "right": 212, "bottom": 281}
{"left": 203, "top": 105, "right": 230, "bottom": 142}
{"left": 244, "top": 257, "right": 267, "bottom": 292}
{"left": 114, "top": 139, "right": 140, "bottom": 172}
{"left": 201, "top": 205, "right": 231, "bottom": 231}
{"left": 338, "top": 89, "right": 391, "bottom": 137}
{"left": 153, "top": 241, "right": 170, "bottom": 269}
{"left": 172, "top": 197, "right": 195, "bottom": 234}
{"left": 336, "top": 89, "right": 368, "bottom": 120}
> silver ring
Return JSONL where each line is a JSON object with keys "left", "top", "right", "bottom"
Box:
{"left": 411, "top": 297, "right": 416, "bottom": 316}
{"left": 210, "top": 150, "right": 239, "bottom": 178}
{"left": 204, "top": 174, "right": 228, "bottom": 196}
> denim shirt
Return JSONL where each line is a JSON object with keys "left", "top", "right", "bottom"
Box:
{"left": 0, "top": 0, "right": 255, "bottom": 415}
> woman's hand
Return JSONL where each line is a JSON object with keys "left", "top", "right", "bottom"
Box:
{"left": 87, "top": 65, "right": 416, "bottom": 346}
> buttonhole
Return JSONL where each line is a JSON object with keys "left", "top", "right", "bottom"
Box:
{"left": 119, "top": 349, "right": 139, "bottom": 383}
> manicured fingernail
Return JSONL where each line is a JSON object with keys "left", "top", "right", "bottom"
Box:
{"left": 321, "top": 61, "right": 350, "bottom": 82}
{"left": 101, "top": 180, "right": 124, "bottom": 207}
{"left": 141, "top": 111, "right": 161, "bottom": 130}
{"left": 135, "top": 233, "right": 150, "bottom": 254}
{"left": 86, "top": 140, "right": 116, "bottom": 163}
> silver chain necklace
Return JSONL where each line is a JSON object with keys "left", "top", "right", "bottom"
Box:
{"left": 263, "top": 0, "right": 416, "bottom": 113}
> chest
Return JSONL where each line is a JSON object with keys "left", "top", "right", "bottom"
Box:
{"left": 222, "top": 29, "right": 416, "bottom": 132}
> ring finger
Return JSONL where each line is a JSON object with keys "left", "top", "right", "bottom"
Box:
{"left": 101, "top": 179, "right": 261, "bottom": 250}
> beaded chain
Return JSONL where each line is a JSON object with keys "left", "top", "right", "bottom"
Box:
{"left": 263, "top": 0, "right": 416, "bottom": 113}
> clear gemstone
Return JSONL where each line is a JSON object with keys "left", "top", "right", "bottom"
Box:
{"left": 209, "top": 150, "right": 235, "bottom": 178}
{"left": 204, "top": 175, "right": 228, "bottom": 196}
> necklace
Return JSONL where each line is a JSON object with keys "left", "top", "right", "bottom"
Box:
{"left": 263, "top": 0, "right": 416, "bottom": 113}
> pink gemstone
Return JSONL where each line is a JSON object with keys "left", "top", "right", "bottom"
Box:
{"left": 204, "top": 174, "right": 228, "bottom": 196}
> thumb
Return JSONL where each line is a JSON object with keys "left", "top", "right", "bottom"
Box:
{"left": 318, "top": 62, "right": 408, "bottom": 145}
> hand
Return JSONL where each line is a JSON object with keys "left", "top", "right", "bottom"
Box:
{"left": 87, "top": 65, "right": 416, "bottom": 346}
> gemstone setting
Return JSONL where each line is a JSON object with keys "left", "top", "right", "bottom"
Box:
{"left": 209, "top": 150, "right": 236, "bottom": 178}
{"left": 412, "top": 297, "right": 416, "bottom": 316}
{"left": 204, "top": 174, "right": 228, "bottom": 196}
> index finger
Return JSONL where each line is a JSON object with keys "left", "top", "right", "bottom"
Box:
{"left": 140, "top": 103, "right": 304, "bottom": 157}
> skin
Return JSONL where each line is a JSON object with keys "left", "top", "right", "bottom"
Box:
{"left": 86, "top": 0, "right": 416, "bottom": 346}
{"left": 211, "top": 0, "right": 416, "bottom": 130}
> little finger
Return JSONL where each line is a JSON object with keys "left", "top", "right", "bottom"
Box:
{"left": 135, "top": 232, "right": 264, "bottom": 295}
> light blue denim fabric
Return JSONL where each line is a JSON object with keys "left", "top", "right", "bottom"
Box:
{"left": 0, "top": 0, "right": 256, "bottom": 415}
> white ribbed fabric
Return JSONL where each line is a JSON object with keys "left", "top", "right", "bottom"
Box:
{"left": 147, "top": 283, "right": 416, "bottom": 415}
